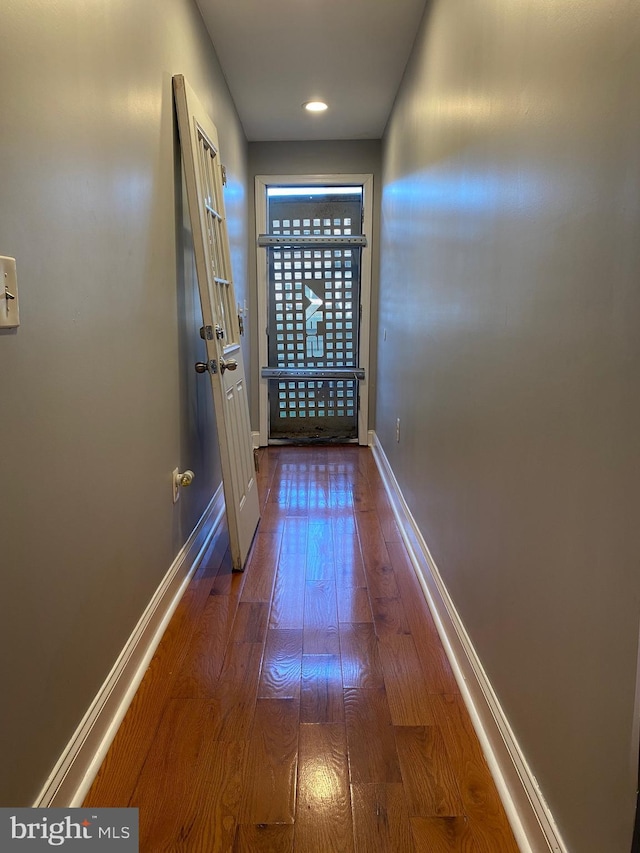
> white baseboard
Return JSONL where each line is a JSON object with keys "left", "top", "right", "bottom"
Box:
{"left": 370, "top": 433, "right": 567, "bottom": 853}
{"left": 33, "top": 485, "right": 226, "bottom": 808}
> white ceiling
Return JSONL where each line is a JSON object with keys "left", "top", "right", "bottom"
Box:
{"left": 196, "top": 0, "right": 428, "bottom": 142}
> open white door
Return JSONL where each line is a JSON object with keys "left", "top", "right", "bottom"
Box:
{"left": 173, "top": 74, "right": 259, "bottom": 570}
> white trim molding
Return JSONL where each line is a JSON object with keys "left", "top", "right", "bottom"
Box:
{"left": 33, "top": 485, "right": 226, "bottom": 808}
{"left": 371, "top": 433, "right": 568, "bottom": 853}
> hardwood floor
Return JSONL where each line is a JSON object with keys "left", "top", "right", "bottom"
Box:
{"left": 85, "top": 446, "right": 520, "bottom": 852}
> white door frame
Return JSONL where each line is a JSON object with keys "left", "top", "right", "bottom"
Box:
{"left": 255, "top": 173, "right": 373, "bottom": 446}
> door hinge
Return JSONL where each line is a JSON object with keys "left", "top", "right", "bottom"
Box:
{"left": 221, "top": 165, "right": 227, "bottom": 187}
{"left": 200, "top": 325, "right": 214, "bottom": 341}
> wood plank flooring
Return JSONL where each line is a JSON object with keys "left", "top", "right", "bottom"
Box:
{"left": 85, "top": 446, "right": 520, "bottom": 852}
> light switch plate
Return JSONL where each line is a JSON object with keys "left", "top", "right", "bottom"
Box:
{"left": 0, "top": 256, "right": 19, "bottom": 329}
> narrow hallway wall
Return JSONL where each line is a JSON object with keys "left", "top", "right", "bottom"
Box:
{"left": 0, "top": 0, "right": 248, "bottom": 804}
{"left": 377, "top": 2, "right": 640, "bottom": 851}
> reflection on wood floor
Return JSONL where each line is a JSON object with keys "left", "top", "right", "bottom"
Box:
{"left": 85, "top": 446, "right": 520, "bottom": 852}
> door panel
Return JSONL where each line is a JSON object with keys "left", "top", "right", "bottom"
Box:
{"left": 173, "top": 75, "right": 260, "bottom": 570}
{"left": 269, "top": 378, "right": 358, "bottom": 440}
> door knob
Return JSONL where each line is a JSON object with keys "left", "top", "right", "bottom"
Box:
{"left": 220, "top": 359, "right": 238, "bottom": 375}
{"left": 194, "top": 360, "right": 218, "bottom": 375}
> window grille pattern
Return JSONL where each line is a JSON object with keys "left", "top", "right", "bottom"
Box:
{"left": 274, "top": 379, "right": 357, "bottom": 420}
{"left": 270, "top": 215, "right": 354, "bottom": 237}
{"left": 270, "top": 245, "right": 356, "bottom": 370}
{"left": 267, "top": 192, "right": 362, "bottom": 439}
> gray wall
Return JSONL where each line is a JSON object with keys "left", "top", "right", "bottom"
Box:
{"left": 377, "top": 2, "right": 640, "bottom": 851}
{"left": 0, "top": 0, "right": 248, "bottom": 805}
{"left": 247, "top": 140, "right": 382, "bottom": 431}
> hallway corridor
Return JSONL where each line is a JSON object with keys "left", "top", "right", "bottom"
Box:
{"left": 85, "top": 446, "right": 519, "bottom": 851}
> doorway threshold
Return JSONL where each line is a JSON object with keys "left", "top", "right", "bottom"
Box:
{"left": 268, "top": 437, "right": 359, "bottom": 446}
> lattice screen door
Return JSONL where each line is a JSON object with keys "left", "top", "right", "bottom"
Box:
{"left": 260, "top": 189, "right": 365, "bottom": 442}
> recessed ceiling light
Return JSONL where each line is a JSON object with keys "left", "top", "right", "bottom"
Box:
{"left": 303, "top": 100, "right": 328, "bottom": 112}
